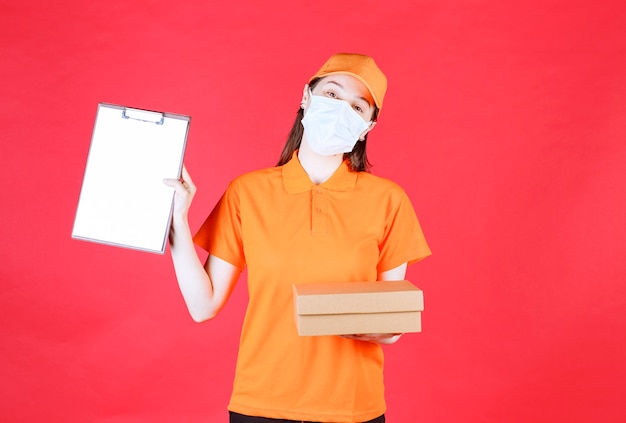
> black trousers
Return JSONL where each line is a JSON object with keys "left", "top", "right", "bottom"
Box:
{"left": 229, "top": 411, "right": 385, "bottom": 423}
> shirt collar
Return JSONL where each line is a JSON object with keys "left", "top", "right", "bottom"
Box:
{"left": 282, "top": 151, "right": 358, "bottom": 194}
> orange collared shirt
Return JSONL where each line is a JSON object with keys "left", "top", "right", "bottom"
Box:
{"left": 194, "top": 152, "right": 431, "bottom": 422}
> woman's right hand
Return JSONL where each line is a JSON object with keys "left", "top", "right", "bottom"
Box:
{"left": 163, "top": 164, "right": 196, "bottom": 220}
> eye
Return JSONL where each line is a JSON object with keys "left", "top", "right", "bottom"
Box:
{"left": 325, "top": 90, "right": 338, "bottom": 99}
{"left": 354, "top": 103, "right": 371, "bottom": 116}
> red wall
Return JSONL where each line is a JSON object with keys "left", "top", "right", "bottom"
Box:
{"left": 2, "top": 1, "right": 625, "bottom": 422}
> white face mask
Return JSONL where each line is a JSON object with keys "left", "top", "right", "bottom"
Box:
{"left": 301, "top": 93, "right": 372, "bottom": 156}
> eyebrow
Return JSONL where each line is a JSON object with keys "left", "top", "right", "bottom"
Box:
{"left": 324, "top": 81, "right": 372, "bottom": 108}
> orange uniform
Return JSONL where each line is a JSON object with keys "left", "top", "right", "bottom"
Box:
{"left": 194, "top": 152, "right": 431, "bottom": 422}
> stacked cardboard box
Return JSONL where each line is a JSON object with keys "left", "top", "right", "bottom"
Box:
{"left": 293, "top": 280, "right": 423, "bottom": 336}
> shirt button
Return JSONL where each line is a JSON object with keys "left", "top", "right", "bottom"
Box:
{"left": 316, "top": 189, "right": 323, "bottom": 194}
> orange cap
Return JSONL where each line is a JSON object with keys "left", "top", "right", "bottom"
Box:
{"left": 308, "top": 53, "right": 388, "bottom": 113}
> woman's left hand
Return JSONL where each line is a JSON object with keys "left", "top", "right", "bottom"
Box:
{"left": 341, "top": 333, "right": 402, "bottom": 345}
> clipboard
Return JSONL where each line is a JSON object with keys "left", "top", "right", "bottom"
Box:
{"left": 72, "top": 103, "right": 190, "bottom": 254}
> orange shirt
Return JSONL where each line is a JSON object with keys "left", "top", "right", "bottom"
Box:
{"left": 194, "top": 152, "right": 431, "bottom": 422}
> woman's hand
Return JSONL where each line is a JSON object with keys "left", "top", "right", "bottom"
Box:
{"left": 163, "top": 164, "right": 196, "bottom": 220}
{"left": 342, "top": 333, "right": 403, "bottom": 345}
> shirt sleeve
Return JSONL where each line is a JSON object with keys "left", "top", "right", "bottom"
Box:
{"left": 193, "top": 180, "right": 247, "bottom": 271}
{"left": 377, "top": 188, "right": 431, "bottom": 273}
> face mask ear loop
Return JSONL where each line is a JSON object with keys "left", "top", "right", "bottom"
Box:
{"left": 302, "top": 88, "right": 314, "bottom": 112}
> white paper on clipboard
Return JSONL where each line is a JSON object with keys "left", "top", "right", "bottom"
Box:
{"left": 72, "top": 103, "right": 190, "bottom": 254}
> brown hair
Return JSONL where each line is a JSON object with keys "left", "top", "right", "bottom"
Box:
{"left": 276, "top": 78, "right": 379, "bottom": 172}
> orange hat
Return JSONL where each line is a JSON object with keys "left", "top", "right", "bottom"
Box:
{"left": 308, "top": 53, "right": 388, "bottom": 112}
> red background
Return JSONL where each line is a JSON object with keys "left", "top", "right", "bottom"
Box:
{"left": 2, "top": 1, "right": 625, "bottom": 422}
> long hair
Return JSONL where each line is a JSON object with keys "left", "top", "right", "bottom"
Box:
{"left": 276, "top": 79, "right": 379, "bottom": 172}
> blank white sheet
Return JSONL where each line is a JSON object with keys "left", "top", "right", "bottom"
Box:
{"left": 72, "top": 103, "right": 190, "bottom": 254}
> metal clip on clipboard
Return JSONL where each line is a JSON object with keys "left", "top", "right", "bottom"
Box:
{"left": 122, "top": 107, "right": 165, "bottom": 125}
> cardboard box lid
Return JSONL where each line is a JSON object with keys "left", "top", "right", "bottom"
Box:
{"left": 293, "top": 280, "right": 423, "bottom": 316}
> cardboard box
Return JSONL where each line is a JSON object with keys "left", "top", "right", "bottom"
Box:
{"left": 293, "top": 280, "right": 423, "bottom": 336}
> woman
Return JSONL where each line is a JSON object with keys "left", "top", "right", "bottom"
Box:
{"left": 165, "top": 53, "right": 431, "bottom": 423}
